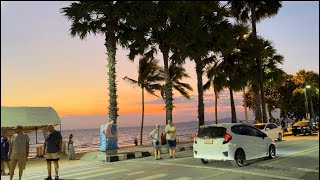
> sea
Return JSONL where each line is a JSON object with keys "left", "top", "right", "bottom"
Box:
{"left": 27, "top": 121, "right": 201, "bottom": 156}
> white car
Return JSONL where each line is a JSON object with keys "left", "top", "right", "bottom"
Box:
{"left": 193, "top": 123, "right": 276, "bottom": 167}
{"left": 253, "top": 123, "right": 283, "bottom": 141}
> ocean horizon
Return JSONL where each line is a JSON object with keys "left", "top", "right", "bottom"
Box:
{"left": 27, "top": 119, "right": 255, "bottom": 156}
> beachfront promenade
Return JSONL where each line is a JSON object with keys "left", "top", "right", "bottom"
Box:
{"left": 2, "top": 133, "right": 318, "bottom": 180}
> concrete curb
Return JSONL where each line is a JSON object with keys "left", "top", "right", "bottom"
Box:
{"left": 105, "top": 145, "right": 193, "bottom": 162}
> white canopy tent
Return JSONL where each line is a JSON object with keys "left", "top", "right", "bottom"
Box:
{"left": 1, "top": 106, "right": 61, "bottom": 139}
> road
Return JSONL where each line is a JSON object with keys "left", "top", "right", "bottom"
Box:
{"left": 3, "top": 135, "right": 319, "bottom": 180}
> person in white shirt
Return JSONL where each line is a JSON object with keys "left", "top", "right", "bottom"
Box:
{"left": 150, "top": 124, "right": 162, "bottom": 160}
{"left": 165, "top": 120, "right": 176, "bottom": 158}
{"left": 9, "top": 125, "right": 30, "bottom": 180}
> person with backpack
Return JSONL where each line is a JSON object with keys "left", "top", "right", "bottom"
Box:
{"left": 1, "top": 131, "right": 10, "bottom": 176}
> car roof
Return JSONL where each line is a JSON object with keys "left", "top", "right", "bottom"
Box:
{"left": 200, "top": 123, "right": 244, "bottom": 129}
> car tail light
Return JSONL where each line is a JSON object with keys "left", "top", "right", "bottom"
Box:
{"left": 223, "top": 133, "right": 232, "bottom": 144}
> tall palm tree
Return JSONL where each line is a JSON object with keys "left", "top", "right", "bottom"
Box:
{"left": 61, "top": 2, "right": 131, "bottom": 124}
{"left": 126, "top": 1, "right": 187, "bottom": 124}
{"left": 123, "top": 56, "right": 163, "bottom": 146}
{"left": 160, "top": 63, "right": 193, "bottom": 101}
{"left": 228, "top": 1, "right": 283, "bottom": 123}
{"left": 177, "top": 1, "right": 231, "bottom": 127}
{"left": 204, "top": 60, "right": 224, "bottom": 124}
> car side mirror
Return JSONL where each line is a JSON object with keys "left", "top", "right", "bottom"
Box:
{"left": 265, "top": 128, "right": 270, "bottom": 131}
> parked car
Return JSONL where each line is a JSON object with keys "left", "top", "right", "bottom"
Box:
{"left": 253, "top": 123, "right": 283, "bottom": 141}
{"left": 292, "top": 120, "right": 317, "bottom": 136}
{"left": 193, "top": 123, "right": 276, "bottom": 167}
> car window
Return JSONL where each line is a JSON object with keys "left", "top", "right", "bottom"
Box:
{"left": 231, "top": 125, "right": 251, "bottom": 136}
{"left": 198, "top": 127, "right": 225, "bottom": 138}
{"left": 247, "top": 126, "right": 263, "bottom": 137}
{"left": 266, "top": 124, "right": 273, "bottom": 129}
{"left": 253, "top": 124, "right": 265, "bottom": 130}
{"left": 270, "top": 124, "right": 278, "bottom": 129}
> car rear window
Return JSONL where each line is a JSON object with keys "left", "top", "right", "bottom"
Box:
{"left": 253, "top": 124, "right": 265, "bottom": 130}
{"left": 198, "top": 127, "right": 225, "bottom": 138}
{"left": 293, "top": 121, "right": 309, "bottom": 126}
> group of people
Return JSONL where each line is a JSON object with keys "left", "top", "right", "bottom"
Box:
{"left": 149, "top": 120, "right": 177, "bottom": 160}
{"left": 1, "top": 124, "right": 75, "bottom": 180}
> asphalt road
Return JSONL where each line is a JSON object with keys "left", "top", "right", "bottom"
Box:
{"left": 3, "top": 135, "right": 319, "bottom": 180}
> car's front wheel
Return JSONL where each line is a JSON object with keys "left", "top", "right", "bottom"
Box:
{"left": 232, "top": 149, "right": 246, "bottom": 167}
{"left": 200, "top": 159, "right": 208, "bottom": 164}
{"left": 268, "top": 144, "right": 276, "bottom": 159}
{"left": 277, "top": 133, "right": 282, "bottom": 141}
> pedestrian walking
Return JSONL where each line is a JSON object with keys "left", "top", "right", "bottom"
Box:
{"left": 150, "top": 124, "right": 162, "bottom": 160}
{"left": 67, "top": 134, "right": 75, "bottom": 160}
{"left": 43, "top": 124, "right": 62, "bottom": 180}
{"left": 165, "top": 120, "right": 177, "bottom": 158}
{"left": 9, "top": 125, "right": 30, "bottom": 180}
{"left": 1, "top": 131, "right": 10, "bottom": 176}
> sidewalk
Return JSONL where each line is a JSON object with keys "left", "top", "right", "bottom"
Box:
{"left": 80, "top": 141, "right": 194, "bottom": 162}
{"left": 81, "top": 132, "right": 294, "bottom": 162}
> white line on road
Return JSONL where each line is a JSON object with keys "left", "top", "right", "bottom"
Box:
{"left": 20, "top": 165, "right": 112, "bottom": 180}
{"left": 173, "top": 177, "right": 193, "bottom": 180}
{"left": 61, "top": 167, "right": 114, "bottom": 179}
{"left": 127, "top": 171, "right": 145, "bottom": 176}
{"left": 152, "top": 162, "right": 303, "bottom": 180}
{"left": 77, "top": 169, "right": 128, "bottom": 179}
{"left": 135, "top": 173, "right": 168, "bottom": 180}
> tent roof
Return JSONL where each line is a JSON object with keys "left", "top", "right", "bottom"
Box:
{"left": 1, "top": 106, "right": 61, "bottom": 129}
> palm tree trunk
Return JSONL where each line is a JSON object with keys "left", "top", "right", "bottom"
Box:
{"left": 214, "top": 89, "right": 218, "bottom": 124}
{"left": 105, "top": 33, "right": 118, "bottom": 124}
{"left": 251, "top": 3, "right": 267, "bottom": 123}
{"left": 243, "top": 86, "right": 248, "bottom": 124}
{"left": 140, "top": 88, "right": 145, "bottom": 145}
{"left": 252, "top": 84, "right": 262, "bottom": 121}
{"left": 229, "top": 87, "right": 237, "bottom": 123}
{"left": 162, "top": 48, "right": 173, "bottom": 124}
{"left": 195, "top": 61, "right": 205, "bottom": 127}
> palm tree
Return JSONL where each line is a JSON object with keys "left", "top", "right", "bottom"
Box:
{"left": 126, "top": 1, "right": 187, "bottom": 124}
{"left": 123, "top": 56, "right": 163, "bottom": 146}
{"left": 204, "top": 60, "right": 224, "bottom": 124}
{"left": 160, "top": 63, "right": 193, "bottom": 101}
{"left": 176, "top": 1, "right": 231, "bottom": 127}
{"left": 228, "top": 1, "right": 283, "bottom": 123}
{"left": 61, "top": 2, "right": 131, "bottom": 124}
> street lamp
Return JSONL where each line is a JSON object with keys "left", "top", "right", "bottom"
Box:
{"left": 304, "top": 85, "right": 312, "bottom": 120}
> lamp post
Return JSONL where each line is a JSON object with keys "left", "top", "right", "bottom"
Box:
{"left": 304, "top": 85, "right": 311, "bottom": 120}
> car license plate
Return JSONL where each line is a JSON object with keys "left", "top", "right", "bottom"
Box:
{"left": 297, "top": 127, "right": 301, "bottom": 129}
{"left": 204, "top": 138, "right": 213, "bottom": 144}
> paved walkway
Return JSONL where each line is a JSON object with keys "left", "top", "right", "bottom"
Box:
{"left": 81, "top": 131, "right": 293, "bottom": 162}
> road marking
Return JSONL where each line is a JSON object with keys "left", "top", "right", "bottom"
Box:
{"left": 62, "top": 167, "right": 114, "bottom": 178}
{"left": 127, "top": 171, "right": 145, "bottom": 176}
{"left": 294, "top": 167, "right": 319, "bottom": 173}
{"left": 77, "top": 169, "right": 128, "bottom": 179}
{"left": 135, "top": 173, "right": 167, "bottom": 180}
{"left": 173, "top": 177, "right": 193, "bottom": 180}
{"left": 198, "top": 171, "right": 227, "bottom": 180}
{"left": 258, "top": 146, "right": 319, "bottom": 166}
{"left": 21, "top": 166, "right": 112, "bottom": 180}
{"left": 150, "top": 162, "right": 303, "bottom": 180}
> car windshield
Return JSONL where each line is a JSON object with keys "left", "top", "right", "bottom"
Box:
{"left": 253, "top": 124, "right": 266, "bottom": 130}
{"left": 198, "top": 127, "right": 225, "bottom": 138}
{"left": 293, "top": 121, "right": 309, "bottom": 126}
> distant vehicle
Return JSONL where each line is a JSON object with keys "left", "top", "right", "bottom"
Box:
{"left": 292, "top": 120, "right": 317, "bottom": 136}
{"left": 193, "top": 123, "right": 276, "bottom": 167}
{"left": 253, "top": 123, "right": 283, "bottom": 141}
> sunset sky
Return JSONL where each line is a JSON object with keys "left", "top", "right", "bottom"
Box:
{"left": 1, "top": 1, "right": 319, "bottom": 129}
